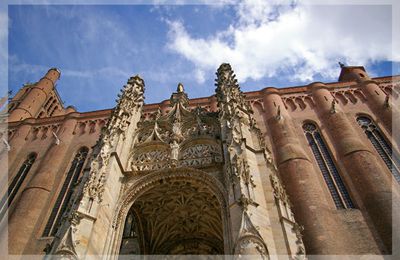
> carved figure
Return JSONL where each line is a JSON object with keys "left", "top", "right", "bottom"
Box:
{"left": 170, "top": 140, "right": 179, "bottom": 161}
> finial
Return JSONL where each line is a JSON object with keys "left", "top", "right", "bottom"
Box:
{"left": 177, "top": 83, "right": 184, "bottom": 93}
{"left": 338, "top": 62, "right": 345, "bottom": 68}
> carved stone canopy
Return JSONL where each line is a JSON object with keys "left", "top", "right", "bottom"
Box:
{"left": 130, "top": 87, "right": 222, "bottom": 173}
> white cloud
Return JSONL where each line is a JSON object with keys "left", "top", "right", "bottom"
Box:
{"left": 166, "top": 1, "right": 397, "bottom": 84}
{"left": 194, "top": 69, "right": 206, "bottom": 84}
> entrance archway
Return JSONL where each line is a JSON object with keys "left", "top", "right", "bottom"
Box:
{"left": 116, "top": 168, "right": 227, "bottom": 255}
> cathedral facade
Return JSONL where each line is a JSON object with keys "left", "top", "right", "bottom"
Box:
{"left": 1, "top": 63, "right": 399, "bottom": 258}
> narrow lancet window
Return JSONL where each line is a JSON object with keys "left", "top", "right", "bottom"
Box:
{"left": 303, "top": 123, "right": 354, "bottom": 209}
{"left": 0, "top": 153, "right": 37, "bottom": 220}
{"left": 43, "top": 147, "right": 88, "bottom": 236}
{"left": 357, "top": 116, "right": 400, "bottom": 183}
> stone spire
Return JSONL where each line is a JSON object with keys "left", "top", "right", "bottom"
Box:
{"left": 82, "top": 75, "right": 145, "bottom": 202}
{"left": 47, "top": 75, "right": 145, "bottom": 258}
{"left": 215, "top": 63, "right": 254, "bottom": 149}
{"left": 215, "top": 63, "right": 269, "bottom": 257}
{"left": 215, "top": 63, "right": 252, "bottom": 116}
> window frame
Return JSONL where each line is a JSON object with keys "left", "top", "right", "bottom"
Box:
{"left": 0, "top": 152, "right": 37, "bottom": 221}
{"left": 356, "top": 114, "right": 400, "bottom": 183}
{"left": 42, "top": 147, "right": 89, "bottom": 237}
{"left": 302, "top": 121, "right": 355, "bottom": 209}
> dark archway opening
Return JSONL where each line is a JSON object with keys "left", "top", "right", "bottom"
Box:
{"left": 119, "top": 179, "right": 224, "bottom": 255}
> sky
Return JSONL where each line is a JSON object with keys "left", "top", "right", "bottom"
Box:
{"left": 3, "top": 0, "right": 400, "bottom": 112}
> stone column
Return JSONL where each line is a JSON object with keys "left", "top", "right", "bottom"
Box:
{"left": 7, "top": 112, "right": 78, "bottom": 254}
{"left": 47, "top": 75, "right": 145, "bottom": 258}
{"left": 261, "top": 87, "right": 347, "bottom": 254}
{"left": 216, "top": 64, "right": 302, "bottom": 258}
{"left": 8, "top": 68, "right": 60, "bottom": 122}
{"left": 310, "top": 82, "right": 399, "bottom": 253}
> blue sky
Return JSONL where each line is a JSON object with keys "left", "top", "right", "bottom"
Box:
{"left": 5, "top": 1, "right": 400, "bottom": 112}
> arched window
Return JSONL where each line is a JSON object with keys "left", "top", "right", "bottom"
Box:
{"left": 303, "top": 123, "right": 354, "bottom": 209}
{"left": 43, "top": 147, "right": 89, "bottom": 236}
{"left": 0, "top": 153, "right": 37, "bottom": 220}
{"left": 119, "top": 209, "right": 143, "bottom": 255}
{"left": 356, "top": 116, "right": 400, "bottom": 183}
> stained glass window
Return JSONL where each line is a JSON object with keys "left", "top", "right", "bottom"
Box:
{"left": 0, "top": 153, "right": 37, "bottom": 220}
{"left": 43, "top": 147, "right": 88, "bottom": 236}
{"left": 303, "top": 123, "right": 354, "bottom": 209}
{"left": 357, "top": 116, "right": 400, "bottom": 183}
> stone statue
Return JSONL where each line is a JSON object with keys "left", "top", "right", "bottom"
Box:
{"left": 177, "top": 83, "right": 184, "bottom": 93}
{"left": 170, "top": 140, "right": 179, "bottom": 161}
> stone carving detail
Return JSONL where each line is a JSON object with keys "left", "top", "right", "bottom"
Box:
{"left": 270, "top": 173, "right": 290, "bottom": 205}
{"left": 270, "top": 172, "right": 307, "bottom": 259}
{"left": 83, "top": 75, "right": 145, "bottom": 202}
{"left": 215, "top": 63, "right": 257, "bottom": 149}
{"left": 215, "top": 64, "right": 261, "bottom": 204}
{"left": 235, "top": 211, "right": 269, "bottom": 258}
{"left": 179, "top": 143, "right": 223, "bottom": 167}
{"left": 131, "top": 149, "right": 169, "bottom": 171}
{"left": 236, "top": 238, "right": 269, "bottom": 259}
{"left": 216, "top": 63, "right": 284, "bottom": 258}
{"left": 292, "top": 223, "right": 307, "bottom": 260}
{"left": 170, "top": 140, "right": 180, "bottom": 162}
{"left": 129, "top": 83, "right": 222, "bottom": 173}
{"left": 52, "top": 227, "right": 78, "bottom": 259}
{"left": 215, "top": 64, "right": 252, "bottom": 116}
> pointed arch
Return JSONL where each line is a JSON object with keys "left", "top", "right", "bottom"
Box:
{"left": 356, "top": 115, "right": 400, "bottom": 183}
{"left": 111, "top": 167, "right": 229, "bottom": 256}
{"left": 119, "top": 207, "right": 144, "bottom": 255}
{"left": 0, "top": 153, "right": 37, "bottom": 221}
{"left": 302, "top": 122, "right": 354, "bottom": 209}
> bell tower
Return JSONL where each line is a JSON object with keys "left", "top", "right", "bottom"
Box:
{"left": 8, "top": 68, "right": 62, "bottom": 121}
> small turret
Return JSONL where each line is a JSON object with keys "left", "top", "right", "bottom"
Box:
{"left": 338, "top": 63, "right": 369, "bottom": 83}
{"left": 8, "top": 68, "right": 62, "bottom": 121}
{"left": 44, "top": 67, "right": 61, "bottom": 83}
